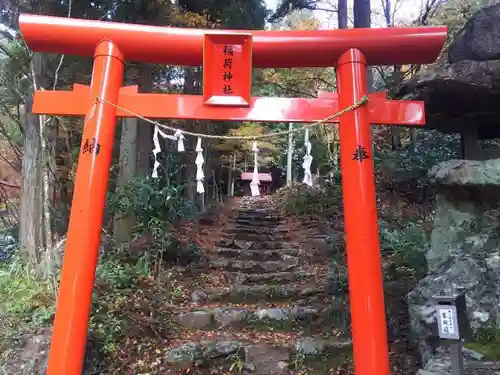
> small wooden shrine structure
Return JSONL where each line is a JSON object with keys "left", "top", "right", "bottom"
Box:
{"left": 240, "top": 172, "right": 272, "bottom": 196}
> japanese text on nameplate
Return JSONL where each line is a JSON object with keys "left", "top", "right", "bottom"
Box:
{"left": 222, "top": 44, "right": 234, "bottom": 95}
{"left": 202, "top": 34, "right": 252, "bottom": 106}
{"left": 436, "top": 305, "right": 459, "bottom": 340}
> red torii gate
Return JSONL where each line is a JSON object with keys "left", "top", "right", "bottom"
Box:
{"left": 19, "top": 13, "right": 446, "bottom": 375}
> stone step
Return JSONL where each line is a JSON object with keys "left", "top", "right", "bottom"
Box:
{"left": 210, "top": 247, "right": 301, "bottom": 261}
{"left": 236, "top": 210, "right": 279, "bottom": 214}
{"left": 220, "top": 233, "right": 288, "bottom": 242}
{"left": 234, "top": 217, "right": 286, "bottom": 226}
{"left": 208, "top": 258, "right": 299, "bottom": 273}
{"left": 164, "top": 336, "right": 352, "bottom": 373}
{"left": 234, "top": 217, "right": 282, "bottom": 223}
{"left": 191, "top": 283, "right": 324, "bottom": 305}
{"left": 224, "top": 223, "right": 289, "bottom": 234}
{"left": 228, "top": 270, "right": 315, "bottom": 284}
{"left": 236, "top": 207, "right": 277, "bottom": 213}
{"left": 220, "top": 234, "right": 290, "bottom": 243}
{"left": 218, "top": 238, "right": 292, "bottom": 250}
{"left": 235, "top": 213, "right": 282, "bottom": 221}
{"left": 174, "top": 304, "right": 339, "bottom": 330}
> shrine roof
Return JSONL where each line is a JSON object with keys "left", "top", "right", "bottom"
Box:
{"left": 240, "top": 172, "right": 272, "bottom": 182}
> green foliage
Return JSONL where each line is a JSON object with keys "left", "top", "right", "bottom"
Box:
{"left": 279, "top": 179, "right": 342, "bottom": 218}
{"left": 215, "top": 122, "right": 281, "bottom": 169}
{"left": 278, "top": 126, "right": 335, "bottom": 180}
{"left": 375, "top": 130, "right": 460, "bottom": 178}
{"left": 0, "top": 257, "right": 54, "bottom": 317}
{"left": 95, "top": 257, "right": 150, "bottom": 290}
{"left": 380, "top": 221, "right": 429, "bottom": 280}
{"left": 291, "top": 350, "right": 307, "bottom": 370}
{"left": 89, "top": 257, "right": 152, "bottom": 357}
{"left": 0, "top": 39, "right": 30, "bottom": 149}
{"left": 269, "top": 0, "right": 317, "bottom": 22}
{"left": 0, "top": 257, "right": 57, "bottom": 349}
{"left": 430, "top": 0, "right": 493, "bottom": 40}
{"left": 0, "top": 40, "right": 31, "bottom": 102}
{"left": 107, "top": 178, "right": 193, "bottom": 234}
{"left": 107, "top": 178, "right": 202, "bottom": 264}
{"left": 228, "top": 352, "right": 245, "bottom": 373}
{"left": 465, "top": 326, "right": 500, "bottom": 360}
{"left": 178, "top": 0, "right": 267, "bottom": 29}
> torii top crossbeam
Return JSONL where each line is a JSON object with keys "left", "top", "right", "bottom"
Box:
{"left": 19, "top": 14, "right": 446, "bottom": 67}
{"left": 20, "top": 14, "right": 447, "bottom": 125}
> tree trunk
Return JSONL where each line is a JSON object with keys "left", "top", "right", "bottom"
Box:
{"left": 183, "top": 68, "right": 197, "bottom": 201}
{"left": 286, "top": 122, "right": 293, "bottom": 186}
{"left": 230, "top": 152, "right": 236, "bottom": 196}
{"left": 335, "top": 0, "right": 348, "bottom": 172}
{"left": 113, "top": 118, "right": 138, "bottom": 244}
{"left": 337, "top": 0, "right": 348, "bottom": 29}
{"left": 19, "top": 94, "right": 44, "bottom": 264}
{"left": 136, "top": 64, "right": 154, "bottom": 177}
{"left": 391, "top": 66, "right": 403, "bottom": 150}
{"left": 353, "top": 0, "right": 371, "bottom": 28}
{"left": 461, "top": 128, "right": 484, "bottom": 160}
{"left": 381, "top": 0, "right": 402, "bottom": 151}
{"left": 227, "top": 155, "right": 233, "bottom": 197}
{"left": 353, "top": 0, "right": 374, "bottom": 152}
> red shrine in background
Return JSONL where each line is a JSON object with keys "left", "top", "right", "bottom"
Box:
{"left": 18, "top": 13, "right": 447, "bottom": 375}
{"left": 240, "top": 172, "right": 273, "bottom": 196}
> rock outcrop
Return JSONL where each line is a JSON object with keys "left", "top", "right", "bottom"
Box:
{"left": 396, "top": 4, "right": 500, "bottom": 141}
{"left": 408, "top": 159, "right": 500, "bottom": 370}
{"left": 1, "top": 328, "right": 99, "bottom": 374}
{"left": 402, "top": 6, "right": 500, "bottom": 373}
{"left": 448, "top": 5, "right": 500, "bottom": 63}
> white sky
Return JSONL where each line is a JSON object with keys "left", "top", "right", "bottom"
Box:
{"left": 264, "top": 0, "right": 424, "bottom": 28}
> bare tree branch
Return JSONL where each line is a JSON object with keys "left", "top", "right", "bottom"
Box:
{"left": 53, "top": 0, "right": 73, "bottom": 90}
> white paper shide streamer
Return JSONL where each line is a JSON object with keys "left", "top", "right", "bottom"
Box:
{"left": 195, "top": 137, "right": 205, "bottom": 194}
{"left": 250, "top": 141, "right": 260, "bottom": 197}
{"left": 302, "top": 129, "right": 313, "bottom": 186}
{"left": 174, "top": 129, "right": 185, "bottom": 151}
{"left": 151, "top": 125, "right": 176, "bottom": 179}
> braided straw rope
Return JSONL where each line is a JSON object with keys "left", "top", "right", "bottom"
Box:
{"left": 95, "top": 94, "right": 368, "bottom": 140}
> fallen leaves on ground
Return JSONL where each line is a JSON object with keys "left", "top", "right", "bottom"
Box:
{"left": 93, "top": 195, "right": 427, "bottom": 375}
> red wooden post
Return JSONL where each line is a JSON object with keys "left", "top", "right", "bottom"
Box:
{"left": 337, "top": 48, "right": 390, "bottom": 375}
{"left": 46, "top": 41, "right": 124, "bottom": 375}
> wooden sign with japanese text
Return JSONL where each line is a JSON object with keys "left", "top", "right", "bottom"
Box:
{"left": 436, "top": 304, "right": 460, "bottom": 340}
{"left": 203, "top": 33, "right": 252, "bottom": 106}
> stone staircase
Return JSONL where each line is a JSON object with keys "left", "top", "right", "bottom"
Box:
{"left": 164, "top": 196, "right": 352, "bottom": 374}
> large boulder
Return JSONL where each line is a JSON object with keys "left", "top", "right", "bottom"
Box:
{"left": 407, "top": 159, "right": 500, "bottom": 366}
{"left": 1, "top": 328, "right": 101, "bottom": 374}
{"left": 448, "top": 4, "right": 500, "bottom": 63}
{"left": 396, "top": 59, "right": 500, "bottom": 139}
{"left": 395, "top": 4, "right": 500, "bottom": 140}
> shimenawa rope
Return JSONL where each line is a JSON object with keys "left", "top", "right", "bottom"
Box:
{"left": 94, "top": 95, "right": 369, "bottom": 140}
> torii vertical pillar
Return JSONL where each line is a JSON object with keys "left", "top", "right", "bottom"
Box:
{"left": 46, "top": 41, "right": 124, "bottom": 374}
{"left": 337, "top": 48, "right": 390, "bottom": 375}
